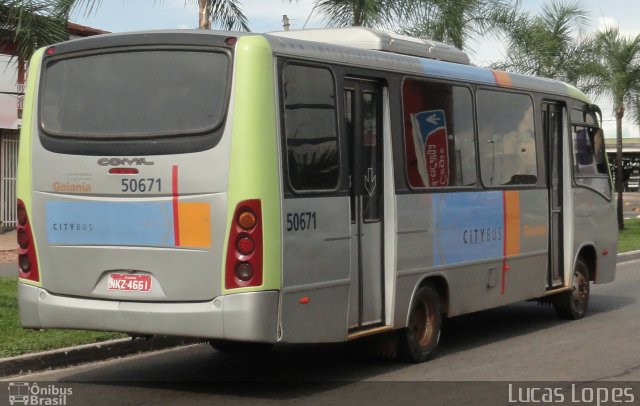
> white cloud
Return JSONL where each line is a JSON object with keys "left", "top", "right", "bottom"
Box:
{"left": 598, "top": 17, "right": 619, "bottom": 32}
{"left": 594, "top": 16, "right": 640, "bottom": 39}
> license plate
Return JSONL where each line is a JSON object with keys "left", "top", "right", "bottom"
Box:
{"left": 107, "top": 274, "right": 152, "bottom": 292}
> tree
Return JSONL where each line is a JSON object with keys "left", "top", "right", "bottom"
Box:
{"left": 195, "top": 0, "right": 249, "bottom": 31}
{"left": 492, "top": 0, "right": 590, "bottom": 83}
{"left": 400, "top": 0, "right": 519, "bottom": 50}
{"left": 582, "top": 27, "right": 640, "bottom": 230}
{"left": 1, "top": 0, "right": 249, "bottom": 62}
{"left": 311, "top": 0, "right": 410, "bottom": 28}
{"left": 0, "top": 0, "right": 72, "bottom": 61}
{"left": 286, "top": 0, "right": 519, "bottom": 50}
{"left": 72, "top": 0, "right": 249, "bottom": 31}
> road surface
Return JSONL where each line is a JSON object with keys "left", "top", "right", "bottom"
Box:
{"left": 4, "top": 260, "right": 640, "bottom": 405}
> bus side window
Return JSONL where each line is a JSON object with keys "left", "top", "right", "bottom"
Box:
{"left": 402, "top": 79, "right": 476, "bottom": 188}
{"left": 575, "top": 128, "right": 594, "bottom": 166}
{"left": 477, "top": 90, "right": 537, "bottom": 187}
{"left": 572, "top": 125, "right": 611, "bottom": 198}
{"left": 573, "top": 126, "right": 607, "bottom": 175}
{"left": 282, "top": 64, "right": 340, "bottom": 192}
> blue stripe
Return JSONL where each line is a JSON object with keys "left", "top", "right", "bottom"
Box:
{"left": 419, "top": 59, "right": 496, "bottom": 85}
{"left": 433, "top": 192, "right": 503, "bottom": 266}
{"left": 47, "top": 201, "right": 175, "bottom": 247}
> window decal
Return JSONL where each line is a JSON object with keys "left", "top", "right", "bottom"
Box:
{"left": 411, "top": 109, "right": 450, "bottom": 187}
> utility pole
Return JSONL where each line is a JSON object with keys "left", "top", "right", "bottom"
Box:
{"left": 282, "top": 15, "right": 290, "bottom": 31}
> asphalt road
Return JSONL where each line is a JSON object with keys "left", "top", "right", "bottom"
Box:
{"left": 3, "top": 260, "right": 640, "bottom": 405}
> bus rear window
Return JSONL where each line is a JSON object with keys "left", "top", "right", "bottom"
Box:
{"left": 41, "top": 49, "right": 229, "bottom": 138}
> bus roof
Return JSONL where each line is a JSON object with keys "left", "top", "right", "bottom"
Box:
{"left": 264, "top": 28, "right": 591, "bottom": 103}
{"left": 42, "top": 28, "right": 592, "bottom": 104}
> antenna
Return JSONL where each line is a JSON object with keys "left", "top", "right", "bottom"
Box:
{"left": 303, "top": 4, "right": 317, "bottom": 29}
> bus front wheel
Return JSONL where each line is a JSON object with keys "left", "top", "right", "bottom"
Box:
{"left": 553, "top": 258, "right": 590, "bottom": 320}
{"left": 399, "top": 283, "right": 442, "bottom": 363}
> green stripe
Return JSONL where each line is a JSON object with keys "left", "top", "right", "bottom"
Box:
{"left": 223, "top": 36, "right": 281, "bottom": 293}
{"left": 565, "top": 83, "right": 591, "bottom": 104}
{"left": 17, "top": 48, "right": 45, "bottom": 287}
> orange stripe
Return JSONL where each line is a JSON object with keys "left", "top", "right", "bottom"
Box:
{"left": 177, "top": 202, "right": 211, "bottom": 248}
{"left": 504, "top": 190, "right": 521, "bottom": 256}
{"left": 172, "top": 165, "right": 180, "bottom": 246}
{"left": 492, "top": 70, "right": 513, "bottom": 88}
{"left": 502, "top": 190, "right": 521, "bottom": 294}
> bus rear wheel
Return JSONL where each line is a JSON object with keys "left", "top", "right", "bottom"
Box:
{"left": 399, "top": 283, "right": 442, "bottom": 363}
{"left": 553, "top": 258, "right": 590, "bottom": 320}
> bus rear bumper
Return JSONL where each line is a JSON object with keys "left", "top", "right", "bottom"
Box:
{"left": 18, "top": 283, "right": 279, "bottom": 343}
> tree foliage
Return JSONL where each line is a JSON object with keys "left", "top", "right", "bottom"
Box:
{"left": 401, "top": 0, "right": 519, "bottom": 50}
{"left": 312, "top": 0, "right": 409, "bottom": 28}
{"left": 0, "top": 0, "right": 73, "bottom": 61}
{"left": 1, "top": 0, "right": 249, "bottom": 62}
{"left": 197, "top": 0, "right": 249, "bottom": 31}
{"left": 492, "top": 0, "right": 590, "bottom": 83}
{"left": 581, "top": 27, "right": 640, "bottom": 229}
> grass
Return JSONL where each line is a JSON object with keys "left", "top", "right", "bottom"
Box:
{"left": 0, "top": 277, "right": 125, "bottom": 358}
{"left": 619, "top": 218, "right": 640, "bottom": 253}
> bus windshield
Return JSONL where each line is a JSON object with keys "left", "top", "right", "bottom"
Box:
{"left": 41, "top": 49, "right": 230, "bottom": 138}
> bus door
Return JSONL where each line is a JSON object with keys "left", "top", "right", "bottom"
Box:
{"left": 543, "top": 102, "right": 564, "bottom": 287}
{"left": 344, "top": 79, "right": 385, "bottom": 329}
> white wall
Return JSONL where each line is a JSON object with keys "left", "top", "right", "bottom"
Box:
{"left": 0, "top": 55, "right": 20, "bottom": 130}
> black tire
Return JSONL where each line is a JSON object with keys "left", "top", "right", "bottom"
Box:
{"left": 399, "top": 283, "right": 442, "bottom": 363}
{"left": 209, "top": 339, "right": 273, "bottom": 353}
{"left": 553, "top": 258, "right": 590, "bottom": 320}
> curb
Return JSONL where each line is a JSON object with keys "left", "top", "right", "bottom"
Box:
{"left": 617, "top": 250, "right": 640, "bottom": 263}
{"left": 0, "top": 336, "right": 203, "bottom": 378}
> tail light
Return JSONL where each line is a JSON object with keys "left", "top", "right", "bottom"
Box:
{"left": 17, "top": 199, "right": 40, "bottom": 282}
{"left": 225, "top": 200, "right": 263, "bottom": 289}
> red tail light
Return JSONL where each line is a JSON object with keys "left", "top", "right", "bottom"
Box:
{"left": 236, "top": 235, "right": 255, "bottom": 255}
{"left": 225, "top": 200, "right": 263, "bottom": 289}
{"left": 17, "top": 199, "right": 40, "bottom": 282}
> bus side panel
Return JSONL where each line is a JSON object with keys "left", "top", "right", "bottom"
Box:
{"left": 506, "top": 189, "right": 549, "bottom": 299}
{"left": 280, "top": 196, "right": 351, "bottom": 343}
{"left": 394, "top": 189, "right": 548, "bottom": 324}
{"left": 16, "top": 49, "right": 45, "bottom": 289}
{"left": 572, "top": 188, "right": 617, "bottom": 283}
{"left": 222, "top": 35, "right": 282, "bottom": 295}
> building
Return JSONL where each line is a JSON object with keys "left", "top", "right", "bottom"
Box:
{"left": 605, "top": 137, "right": 640, "bottom": 191}
{"left": 0, "top": 22, "right": 107, "bottom": 229}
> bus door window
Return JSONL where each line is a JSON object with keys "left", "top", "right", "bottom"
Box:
{"left": 345, "top": 89, "right": 356, "bottom": 222}
{"left": 361, "top": 92, "right": 380, "bottom": 222}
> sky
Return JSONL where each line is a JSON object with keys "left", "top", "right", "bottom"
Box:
{"left": 72, "top": 0, "right": 640, "bottom": 137}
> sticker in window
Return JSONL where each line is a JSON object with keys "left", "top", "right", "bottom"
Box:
{"left": 411, "top": 109, "right": 449, "bottom": 187}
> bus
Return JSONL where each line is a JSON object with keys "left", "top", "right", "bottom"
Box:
{"left": 16, "top": 27, "right": 617, "bottom": 362}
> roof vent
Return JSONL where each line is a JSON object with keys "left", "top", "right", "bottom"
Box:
{"left": 269, "top": 27, "right": 470, "bottom": 65}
